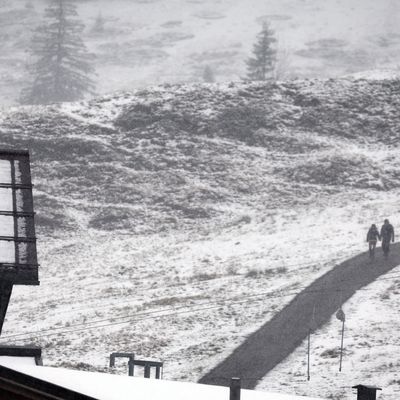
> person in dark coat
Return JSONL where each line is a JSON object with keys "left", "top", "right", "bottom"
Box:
{"left": 366, "top": 224, "right": 380, "bottom": 258}
{"left": 380, "top": 219, "right": 395, "bottom": 258}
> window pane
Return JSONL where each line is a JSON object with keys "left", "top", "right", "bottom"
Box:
{"left": 0, "top": 160, "right": 11, "bottom": 184}
{"left": 0, "top": 188, "right": 13, "bottom": 211}
{"left": 0, "top": 241, "right": 15, "bottom": 263}
{"left": 0, "top": 216, "right": 14, "bottom": 236}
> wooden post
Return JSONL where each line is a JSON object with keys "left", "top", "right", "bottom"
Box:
{"left": 307, "top": 329, "right": 311, "bottom": 381}
{"left": 339, "top": 319, "right": 345, "bottom": 372}
{"left": 10, "top": 160, "right": 19, "bottom": 266}
{"left": 144, "top": 364, "right": 151, "bottom": 378}
{"left": 230, "top": 378, "right": 241, "bottom": 400}
{"left": 0, "top": 283, "right": 13, "bottom": 335}
{"left": 128, "top": 358, "right": 134, "bottom": 377}
{"left": 352, "top": 385, "right": 382, "bottom": 400}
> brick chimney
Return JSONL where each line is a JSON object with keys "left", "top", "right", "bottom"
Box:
{"left": 352, "top": 385, "right": 382, "bottom": 400}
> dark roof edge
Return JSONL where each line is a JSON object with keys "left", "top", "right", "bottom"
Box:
{"left": 0, "top": 364, "right": 99, "bottom": 400}
{"left": 352, "top": 384, "right": 382, "bottom": 390}
{"left": 0, "top": 149, "right": 30, "bottom": 156}
{"left": 0, "top": 345, "right": 41, "bottom": 359}
{"left": 0, "top": 346, "right": 43, "bottom": 366}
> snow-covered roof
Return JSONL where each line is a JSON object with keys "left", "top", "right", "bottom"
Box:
{"left": 0, "top": 356, "right": 37, "bottom": 367}
{"left": 0, "top": 357, "right": 325, "bottom": 400}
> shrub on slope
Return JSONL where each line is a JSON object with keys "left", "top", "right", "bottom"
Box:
{"left": 1, "top": 78, "right": 400, "bottom": 234}
{"left": 284, "top": 152, "right": 398, "bottom": 190}
{"left": 291, "top": 79, "right": 400, "bottom": 141}
{"left": 116, "top": 79, "right": 400, "bottom": 148}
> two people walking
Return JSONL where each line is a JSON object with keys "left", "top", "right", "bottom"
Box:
{"left": 367, "top": 219, "right": 395, "bottom": 258}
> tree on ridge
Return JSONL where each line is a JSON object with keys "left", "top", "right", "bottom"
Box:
{"left": 203, "top": 65, "right": 216, "bottom": 83}
{"left": 20, "top": 0, "right": 96, "bottom": 105}
{"left": 245, "top": 22, "right": 277, "bottom": 81}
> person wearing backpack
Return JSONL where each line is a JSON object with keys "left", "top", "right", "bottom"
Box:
{"left": 380, "top": 219, "right": 395, "bottom": 258}
{"left": 366, "top": 224, "right": 380, "bottom": 258}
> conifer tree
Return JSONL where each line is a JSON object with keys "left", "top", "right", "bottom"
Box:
{"left": 245, "top": 23, "right": 277, "bottom": 81}
{"left": 25, "top": 1, "right": 34, "bottom": 10}
{"left": 202, "top": 65, "right": 215, "bottom": 83}
{"left": 91, "top": 11, "right": 105, "bottom": 34}
{"left": 20, "top": 0, "right": 95, "bottom": 105}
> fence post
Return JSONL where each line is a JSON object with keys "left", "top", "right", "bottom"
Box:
{"left": 144, "top": 364, "right": 151, "bottom": 378}
{"left": 230, "top": 378, "right": 241, "bottom": 400}
{"left": 128, "top": 358, "right": 134, "bottom": 377}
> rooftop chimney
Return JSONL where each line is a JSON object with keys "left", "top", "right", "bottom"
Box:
{"left": 352, "top": 385, "right": 382, "bottom": 400}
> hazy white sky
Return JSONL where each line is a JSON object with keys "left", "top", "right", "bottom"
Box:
{"left": 0, "top": 0, "right": 399, "bottom": 105}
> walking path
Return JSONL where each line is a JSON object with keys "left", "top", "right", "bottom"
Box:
{"left": 199, "top": 244, "right": 400, "bottom": 389}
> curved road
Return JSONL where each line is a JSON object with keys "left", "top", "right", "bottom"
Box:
{"left": 199, "top": 243, "right": 400, "bottom": 389}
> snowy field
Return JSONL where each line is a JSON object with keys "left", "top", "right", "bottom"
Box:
{"left": 3, "top": 190, "right": 400, "bottom": 400}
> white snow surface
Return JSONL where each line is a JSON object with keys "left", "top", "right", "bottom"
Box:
{"left": 0, "top": 359, "right": 325, "bottom": 400}
{"left": 0, "top": 160, "right": 11, "bottom": 184}
{"left": 3, "top": 192, "right": 399, "bottom": 399}
{"left": 0, "top": 356, "right": 37, "bottom": 367}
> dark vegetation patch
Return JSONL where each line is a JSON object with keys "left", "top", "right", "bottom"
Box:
{"left": 246, "top": 267, "right": 288, "bottom": 278}
{"left": 305, "top": 38, "right": 348, "bottom": 48}
{"left": 190, "top": 273, "right": 218, "bottom": 282}
{"left": 371, "top": 33, "right": 400, "bottom": 48}
{"left": 320, "top": 348, "right": 340, "bottom": 359}
{"left": 117, "top": 79, "right": 400, "bottom": 145}
{"left": 141, "top": 294, "right": 208, "bottom": 309}
{"left": 282, "top": 79, "right": 400, "bottom": 141}
{"left": 0, "top": 8, "right": 32, "bottom": 26}
{"left": 88, "top": 208, "right": 142, "bottom": 231}
{"left": 116, "top": 103, "right": 167, "bottom": 129}
{"left": 164, "top": 201, "right": 214, "bottom": 219}
{"left": 319, "top": 347, "right": 352, "bottom": 359}
{"left": 193, "top": 11, "right": 226, "bottom": 20}
{"left": 55, "top": 362, "right": 109, "bottom": 373}
{"left": 295, "top": 38, "right": 373, "bottom": 69}
{"left": 190, "top": 50, "right": 240, "bottom": 63}
{"left": 296, "top": 47, "right": 369, "bottom": 67}
{"left": 148, "top": 31, "right": 195, "bottom": 46}
{"left": 34, "top": 193, "right": 76, "bottom": 234}
{"left": 254, "top": 129, "right": 322, "bottom": 153}
{"left": 161, "top": 20, "right": 183, "bottom": 28}
{"left": 283, "top": 154, "right": 398, "bottom": 190}
{"left": 214, "top": 101, "right": 275, "bottom": 144}
{"left": 3, "top": 78, "right": 400, "bottom": 234}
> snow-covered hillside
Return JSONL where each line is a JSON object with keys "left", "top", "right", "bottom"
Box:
{"left": 1, "top": 0, "right": 400, "bottom": 105}
{"left": 0, "top": 77, "right": 399, "bottom": 399}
